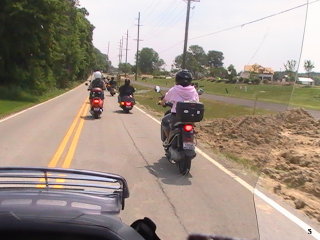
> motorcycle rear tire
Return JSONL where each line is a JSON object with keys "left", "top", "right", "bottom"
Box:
{"left": 93, "top": 112, "right": 100, "bottom": 119}
{"left": 178, "top": 157, "right": 191, "bottom": 175}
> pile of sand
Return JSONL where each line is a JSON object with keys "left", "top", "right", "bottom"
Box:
{"left": 197, "top": 109, "right": 320, "bottom": 223}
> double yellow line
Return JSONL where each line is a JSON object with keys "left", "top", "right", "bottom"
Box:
{"left": 48, "top": 98, "right": 90, "bottom": 169}
{"left": 37, "top": 99, "right": 89, "bottom": 188}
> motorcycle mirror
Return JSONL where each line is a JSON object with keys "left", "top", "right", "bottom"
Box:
{"left": 155, "top": 86, "right": 161, "bottom": 93}
{"left": 198, "top": 88, "right": 204, "bottom": 95}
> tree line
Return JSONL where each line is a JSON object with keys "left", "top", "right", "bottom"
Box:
{"left": 124, "top": 45, "right": 317, "bottom": 85}
{"left": 0, "top": 0, "right": 109, "bottom": 95}
{"left": 117, "top": 45, "right": 231, "bottom": 79}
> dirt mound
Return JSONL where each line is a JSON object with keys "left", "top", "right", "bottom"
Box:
{"left": 197, "top": 109, "right": 320, "bottom": 223}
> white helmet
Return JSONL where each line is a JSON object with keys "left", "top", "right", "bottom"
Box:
{"left": 93, "top": 71, "right": 102, "bottom": 79}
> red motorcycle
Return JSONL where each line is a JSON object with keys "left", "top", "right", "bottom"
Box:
{"left": 119, "top": 95, "right": 135, "bottom": 113}
{"left": 89, "top": 88, "right": 104, "bottom": 119}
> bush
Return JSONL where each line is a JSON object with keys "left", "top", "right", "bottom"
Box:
{"left": 243, "top": 78, "right": 251, "bottom": 84}
{"left": 262, "top": 79, "right": 269, "bottom": 84}
{"left": 0, "top": 86, "right": 37, "bottom": 102}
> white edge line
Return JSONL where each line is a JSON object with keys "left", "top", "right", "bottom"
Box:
{"left": 0, "top": 83, "right": 83, "bottom": 124}
{"left": 255, "top": 189, "right": 320, "bottom": 239}
{"left": 135, "top": 105, "right": 320, "bottom": 239}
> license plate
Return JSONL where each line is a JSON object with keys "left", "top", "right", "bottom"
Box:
{"left": 94, "top": 108, "right": 100, "bottom": 111}
{"left": 126, "top": 106, "right": 132, "bottom": 109}
{"left": 183, "top": 142, "right": 195, "bottom": 150}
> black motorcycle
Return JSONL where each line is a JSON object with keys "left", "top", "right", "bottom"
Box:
{"left": 155, "top": 86, "right": 204, "bottom": 175}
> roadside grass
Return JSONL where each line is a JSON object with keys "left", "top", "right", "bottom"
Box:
{"left": 133, "top": 84, "right": 271, "bottom": 120}
{"left": 0, "top": 100, "right": 35, "bottom": 117}
{"left": 223, "top": 152, "right": 261, "bottom": 173}
{"left": 139, "top": 78, "right": 320, "bottom": 110}
{"left": 0, "top": 83, "right": 80, "bottom": 118}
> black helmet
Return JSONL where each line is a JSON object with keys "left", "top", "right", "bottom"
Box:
{"left": 125, "top": 79, "right": 130, "bottom": 85}
{"left": 175, "top": 69, "right": 192, "bottom": 87}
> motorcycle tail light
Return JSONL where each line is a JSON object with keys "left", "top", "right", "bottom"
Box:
{"left": 93, "top": 99, "right": 100, "bottom": 104}
{"left": 125, "top": 102, "right": 132, "bottom": 106}
{"left": 183, "top": 124, "right": 193, "bottom": 132}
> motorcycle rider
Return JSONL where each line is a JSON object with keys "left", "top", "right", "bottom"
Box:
{"left": 109, "top": 76, "right": 117, "bottom": 89}
{"left": 118, "top": 79, "right": 135, "bottom": 102}
{"left": 88, "top": 71, "right": 106, "bottom": 99}
{"left": 159, "top": 69, "right": 199, "bottom": 140}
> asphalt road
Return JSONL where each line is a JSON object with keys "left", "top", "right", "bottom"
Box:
{"left": 0, "top": 85, "right": 318, "bottom": 240}
{"left": 133, "top": 80, "right": 320, "bottom": 119}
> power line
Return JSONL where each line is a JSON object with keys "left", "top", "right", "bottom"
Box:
{"left": 150, "top": 0, "right": 181, "bottom": 26}
{"left": 141, "top": 0, "right": 162, "bottom": 22}
{"left": 158, "top": 0, "right": 319, "bottom": 54}
{"left": 143, "top": 2, "right": 185, "bottom": 41}
{"left": 247, "top": 31, "right": 269, "bottom": 65}
{"left": 189, "top": 0, "right": 320, "bottom": 41}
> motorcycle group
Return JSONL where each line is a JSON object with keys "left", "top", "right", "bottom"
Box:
{"left": 86, "top": 71, "right": 136, "bottom": 118}
{"left": 0, "top": 70, "right": 259, "bottom": 240}
{"left": 86, "top": 69, "right": 204, "bottom": 175}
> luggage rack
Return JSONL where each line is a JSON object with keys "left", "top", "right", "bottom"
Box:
{"left": 0, "top": 167, "right": 129, "bottom": 211}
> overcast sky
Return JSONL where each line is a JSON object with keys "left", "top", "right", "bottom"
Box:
{"left": 79, "top": 0, "right": 320, "bottom": 72}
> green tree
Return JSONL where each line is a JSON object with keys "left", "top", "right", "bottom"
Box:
{"left": 227, "top": 64, "right": 237, "bottom": 81}
{"left": 0, "top": 0, "right": 101, "bottom": 93}
{"left": 92, "top": 48, "right": 109, "bottom": 72}
{"left": 175, "top": 46, "right": 226, "bottom": 79}
{"left": 175, "top": 45, "right": 207, "bottom": 78}
{"left": 209, "top": 67, "right": 228, "bottom": 79}
{"left": 118, "top": 63, "right": 132, "bottom": 74}
{"left": 304, "top": 60, "right": 315, "bottom": 77}
{"left": 284, "top": 60, "right": 297, "bottom": 82}
{"left": 207, "top": 50, "right": 224, "bottom": 68}
{"left": 138, "top": 48, "right": 164, "bottom": 74}
{"left": 284, "top": 60, "right": 297, "bottom": 72}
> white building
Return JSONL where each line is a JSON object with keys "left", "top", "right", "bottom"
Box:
{"left": 297, "top": 77, "right": 314, "bottom": 86}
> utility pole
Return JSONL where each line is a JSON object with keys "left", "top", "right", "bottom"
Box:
{"left": 125, "top": 30, "right": 129, "bottom": 64}
{"left": 120, "top": 37, "right": 124, "bottom": 63}
{"left": 135, "top": 12, "right": 142, "bottom": 81}
{"left": 123, "top": 30, "right": 130, "bottom": 77}
{"left": 182, "top": 0, "right": 199, "bottom": 69}
{"left": 118, "top": 39, "right": 122, "bottom": 64}
{"left": 107, "top": 41, "right": 110, "bottom": 57}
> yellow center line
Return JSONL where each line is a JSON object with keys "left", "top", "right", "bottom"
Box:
{"left": 48, "top": 99, "right": 87, "bottom": 168}
{"left": 62, "top": 102, "right": 90, "bottom": 169}
{"left": 36, "top": 98, "right": 88, "bottom": 189}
